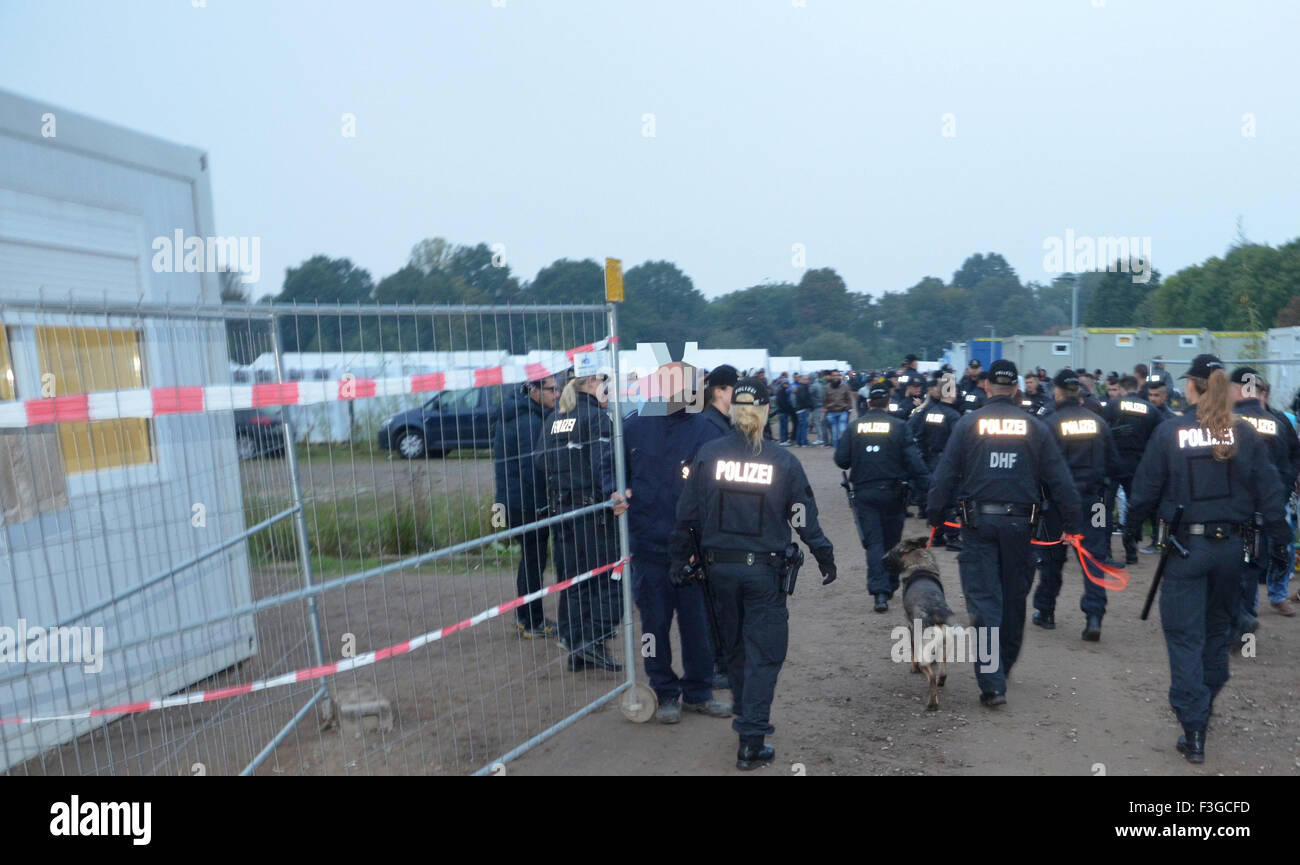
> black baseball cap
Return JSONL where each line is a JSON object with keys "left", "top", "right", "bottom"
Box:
{"left": 867, "top": 380, "right": 891, "bottom": 399}
{"left": 1228, "top": 366, "right": 1258, "bottom": 385}
{"left": 903, "top": 354, "right": 919, "bottom": 363}
{"left": 967, "top": 358, "right": 982, "bottom": 369}
{"left": 705, "top": 364, "right": 740, "bottom": 389}
{"left": 989, "top": 358, "right": 1018, "bottom": 386}
{"left": 1052, "top": 368, "right": 1080, "bottom": 389}
{"left": 1147, "top": 372, "right": 1168, "bottom": 388}
{"left": 1182, "top": 354, "right": 1225, "bottom": 379}
{"left": 976, "top": 370, "right": 989, "bottom": 382}
{"left": 732, "top": 377, "right": 770, "bottom": 406}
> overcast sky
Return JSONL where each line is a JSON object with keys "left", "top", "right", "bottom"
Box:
{"left": 3, "top": 0, "right": 1297, "bottom": 300}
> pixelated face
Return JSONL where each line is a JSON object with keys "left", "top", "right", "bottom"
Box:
{"left": 1147, "top": 386, "right": 1166, "bottom": 408}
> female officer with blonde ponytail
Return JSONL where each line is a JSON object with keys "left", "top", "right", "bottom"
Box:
{"left": 669, "top": 376, "right": 836, "bottom": 770}
{"left": 1126, "top": 354, "right": 1290, "bottom": 764}
{"left": 533, "top": 355, "right": 622, "bottom": 672}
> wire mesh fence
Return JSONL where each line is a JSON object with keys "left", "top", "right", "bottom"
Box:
{"left": 0, "top": 299, "right": 638, "bottom": 776}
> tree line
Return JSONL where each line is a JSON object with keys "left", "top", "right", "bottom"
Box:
{"left": 223, "top": 234, "right": 1300, "bottom": 370}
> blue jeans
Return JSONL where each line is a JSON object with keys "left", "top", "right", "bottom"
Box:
{"left": 826, "top": 411, "right": 850, "bottom": 449}
{"left": 1267, "top": 501, "right": 1296, "bottom": 604}
{"left": 795, "top": 410, "right": 810, "bottom": 446}
{"left": 778, "top": 411, "right": 791, "bottom": 443}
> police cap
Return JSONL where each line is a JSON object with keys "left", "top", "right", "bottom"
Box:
{"left": 988, "top": 358, "right": 1018, "bottom": 385}
{"left": 1182, "top": 354, "right": 1225, "bottom": 379}
{"left": 1052, "top": 368, "right": 1080, "bottom": 389}
{"left": 732, "top": 377, "right": 770, "bottom": 406}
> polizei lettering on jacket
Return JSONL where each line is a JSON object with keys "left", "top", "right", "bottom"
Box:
{"left": 1058, "top": 418, "right": 1098, "bottom": 436}
{"left": 714, "top": 460, "right": 775, "bottom": 485}
{"left": 925, "top": 412, "right": 945, "bottom": 424}
{"left": 977, "top": 418, "right": 1027, "bottom": 436}
{"left": 1178, "top": 427, "right": 1236, "bottom": 449}
{"left": 1119, "top": 400, "right": 1148, "bottom": 414}
{"left": 550, "top": 417, "right": 577, "bottom": 434}
{"left": 856, "top": 421, "right": 891, "bottom": 434}
{"left": 1243, "top": 416, "right": 1278, "bottom": 436}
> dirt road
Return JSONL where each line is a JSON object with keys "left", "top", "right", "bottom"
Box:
{"left": 509, "top": 446, "right": 1300, "bottom": 776}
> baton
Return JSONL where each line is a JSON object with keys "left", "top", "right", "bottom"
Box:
{"left": 842, "top": 470, "right": 869, "bottom": 550}
{"left": 1140, "top": 505, "right": 1190, "bottom": 621}
{"left": 689, "top": 527, "right": 725, "bottom": 665}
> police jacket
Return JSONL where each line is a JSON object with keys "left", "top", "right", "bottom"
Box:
{"left": 959, "top": 387, "right": 986, "bottom": 414}
{"left": 1126, "top": 414, "right": 1289, "bottom": 548}
{"left": 1268, "top": 406, "right": 1300, "bottom": 490}
{"left": 908, "top": 400, "right": 961, "bottom": 463}
{"left": 1045, "top": 399, "right": 1121, "bottom": 495}
{"left": 1103, "top": 392, "right": 1163, "bottom": 472}
{"left": 670, "top": 429, "right": 835, "bottom": 570}
{"left": 925, "top": 394, "right": 1084, "bottom": 533}
{"left": 834, "top": 409, "right": 931, "bottom": 504}
{"left": 1234, "top": 398, "right": 1293, "bottom": 496}
{"left": 532, "top": 391, "right": 615, "bottom": 509}
{"left": 491, "top": 390, "right": 548, "bottom": 514}
{"left": 1019, "top": 391, "right": 1049, "bottom": 416}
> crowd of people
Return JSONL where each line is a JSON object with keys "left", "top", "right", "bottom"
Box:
{"left": 491, "top": 347, "right": 1300, "bottom": 770}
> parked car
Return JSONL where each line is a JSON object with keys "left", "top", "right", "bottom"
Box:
{"left": 378, "top": 386, "right": 502, "bottom": 458}
{"left": 234, "top": 407, "right": 286, "bottom": 460}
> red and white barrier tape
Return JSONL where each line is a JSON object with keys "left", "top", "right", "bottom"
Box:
{"left": 0, "top": 556, "right": 629, "bottom": 726}
{"left": 0, "top": 337, "right": 616, "bottom": 429}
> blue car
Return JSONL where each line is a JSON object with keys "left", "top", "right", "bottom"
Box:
{"left": 378, "top": 386, "right": 502, "bottom": 458}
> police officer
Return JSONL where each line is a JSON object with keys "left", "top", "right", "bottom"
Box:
{"left": 927, "top": 359, "right": 1083, "bottom": 707}
{"left": 1228, "top": 367, "right": 1294, "bottom": 635}
{"left": 959, "top": 371, "right": 988, "bottom": 414}
{"left": 1125, "top": 354, "right": 1290, "bottom": 763}
{"left": 669, "top": 377, "right": 836, "bottom": 770}
{"left": 1031, "top": 369, "right": 1122, "bottom": 640}
{"left": 893, "top": 375, "right": 924, "bottom": 421}
{"left": 910, "top": 373, "right": 963, "bottom": 549}
{"left": 616, "top": 362, "right": 735, "bottom": 723}
{"left": 1103, "top": 375, "right": 1164, "bottom": 563}
{"left": 533, "top": 359, "right": 623, "bottom": 672}
{"left": 836, "top": 380, "right": 931, "bottom": 612}
{"left": 1020, "top": 373, "right": 1050, "bottom": 416}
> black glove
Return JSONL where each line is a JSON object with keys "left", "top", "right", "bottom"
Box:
{"left": 928, "top": 509, "right": 944, "bottom": 529}
{"left": 669, "top": 561, "right": 692, "bottom": 587}
{"left": 1271, "top": 544, "right": 1292, "bottom": 574}
{"left": 821, "top": 563, "right": 837, "bottom": 585}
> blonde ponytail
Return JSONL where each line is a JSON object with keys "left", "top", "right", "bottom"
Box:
{"left": 729, "top": 403, "right": 769, "bottom": 454}
{"left": 558, "top": 377, "right": 582, "bottom": 414}
{"left": 1190, "top": 368, "right": 1237, "bottom": 460}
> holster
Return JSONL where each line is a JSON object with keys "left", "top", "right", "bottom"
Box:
{"left": 959, "top": 499, "right": 977, "bottom": 531}
{"left": 1244, "top": 513, "right": 1263, "bottom": 565}
{"left": 779, "top": 542, "right": 804, "bottom": 596}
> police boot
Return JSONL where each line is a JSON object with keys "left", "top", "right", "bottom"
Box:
{"left": 1122, "top": 534, "right": 1138, "bottom": 565}
{"left": 736, "top": 738, "right": 775, "bottom": 771}
{"left": 569, "top": 644, "right": 623, "bottom": 673}
{"left": 874, "top": 593, "right": 890, "bottom": 613}
{"left": 1081, "top": 614, "right": 1102, "bottom": 642}
{"left": 1032, "top": 609, "right": 1055, "bottom": 630}
{"left": 1176, "top": 729, "right": 1206, "bottom": 764}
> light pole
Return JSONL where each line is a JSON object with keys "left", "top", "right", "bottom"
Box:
{"left": 1071, "top": 277, "right": 1079, "bottom": 370}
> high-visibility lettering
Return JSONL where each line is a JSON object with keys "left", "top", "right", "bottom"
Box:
{"left": 925, "top": 413, "right": 945, "bottom": 424}
{"left": 714, "top": 460, "right": 775, "bottom": 485}
{"left": 1244, "top": 416, "right": 1278, "bottom": 436}
{"left": 1177, "top": 427, "right": 1236, "bottom": 449}
{"left": 550, "top": 418, "right": 577, "bottom": 434}
{"left": 856, "top": 421, "right": 891, "bottom": 434}
{"left": 989, "top": 452, "right": 1019, "bottom": 468}
{"left": 978, "top": 418, "right": 1027, "bottom": 436}
{"left": 1119, "top": 400, "right": 1148, "bottom": 414}
{"left": 1059, "top": 418, "right": 1098, "bottom": 436}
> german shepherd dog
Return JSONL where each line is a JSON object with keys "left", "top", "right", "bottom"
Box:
{"left": 883, "top": 536, "right": 957, "bottom": 710}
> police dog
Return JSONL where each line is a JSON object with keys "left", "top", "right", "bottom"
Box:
{"left": 883, "top": 536, "right": 957, "bottom": 711}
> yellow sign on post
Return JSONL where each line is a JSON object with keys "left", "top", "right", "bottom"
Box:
{"left": 604, "top": 257, "right": 624, "bottom": 303}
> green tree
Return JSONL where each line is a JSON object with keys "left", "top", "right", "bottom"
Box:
{"left": 621, "top": 260, "right": 709, "bottom": 346}
{"left": 275, "top": 255, "right": 374, "bottom": 351}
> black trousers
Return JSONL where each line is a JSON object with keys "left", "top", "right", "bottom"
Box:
{"left": 1159, "top": 536, "right": 1241, "bottom": 732}
{"left": 1032, "top": 493, "right": 1109, "bottom": 618}
{"left": 509, "top": 509, "right": 550, "bottom": 628}
{"left": 853, "top": 498, "right": 905, "bottom": 596}
{"left": 707, "top": 561, "right": 788, "bottom": 742}
{"left": 956, "top": 513, "right": 1034, "bottom": 696}
{"left": 552, "top": 507, "right": 622, "bottom": 650}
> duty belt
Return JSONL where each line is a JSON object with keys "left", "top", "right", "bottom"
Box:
{"left": 706, "top": 549, "right": 782, "bottom": 569}
{"left": 1182, "top": 522, "right": 1243, "bottom": 540}
{"left": 976, "top": 502, "right": 1035, "bottom": 517}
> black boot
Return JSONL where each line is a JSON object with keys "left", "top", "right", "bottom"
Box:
{"left": 569, "top": 643, "right": 623, "bottom": 672}
{"left": 873, "top": 593, "right": 889, "bottom": 613}
{"left": 1081, "top": 614, "right": 1102, "bottom": 642}
{"left": 736, "top": 739, "right": 775, "bottom": 770}
{"left": 1122, "top": 533, "right": 1138, "bottom": 565}
{"left": 1032, "top": 609, "right": 1056, "bottom": 630}
{"left": 1176, "top": 729, "right": 1205, "bottom": 764}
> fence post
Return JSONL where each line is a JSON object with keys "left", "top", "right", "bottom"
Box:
{"left": 605, "top": 302, "right": 641, "bottom": 711}
{"left": 269, "top": 311, "right": 332, "bottom": 721}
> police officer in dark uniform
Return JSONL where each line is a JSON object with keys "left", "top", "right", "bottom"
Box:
{"left": 927, "top": 359, "right": 1083, "bottom": 707}
{"left": 670, "top": 377, "right": 836, "bottom": 770}
{"left": 836, "top": 380, "right": 932, "bottom": 612}
{"left": 618, "top": 362, "right": 735, "bottom": 723}
{"left": 533, "top": 359, "right": 623, "bottom": 672}
{"left": 1125, "top": 354, "right": 1290, "bottom": 763}
{"left": 910, "top": 373, "right": 963, "bottom": 549}
{"left": 1103, "top": 375, "right": 1164, "bottom": 563}
{"left": 893, "top": 375, "right": 924, "bottom": 421}
{"left": 1031, "top": 369, "right": 1122, "bottom": 640}
{"left": 1228, "top": 367, "right": 1294, "bottom": 635}
{"left": 959, "top": 371, "right": 988, "bottom": 414}
{"left": 1020, "top": 373, "right": 1050, "bottom": 416}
